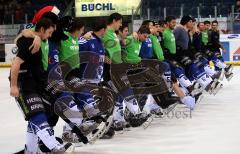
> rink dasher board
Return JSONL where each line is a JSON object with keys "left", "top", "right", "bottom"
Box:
{"left": 1, "top": 34, "right": 240, "bottom": 67}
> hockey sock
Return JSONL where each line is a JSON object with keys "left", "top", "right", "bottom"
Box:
{"left": 204, "top": 65, "right": 216, "bottom": 77}
{"left": 25, "top": 122, "right": 38, "bottom": 153}
{"left": 75, "top": 91, "right": 100, "bottom": 118}
{"left": 196, "top": 74, "right": 212, "bottom": 89}
{"left": 113, "top": 101, "right": 125, "bottom": 122}
{"left": 214, "top": 59, "right": 226, "bottom": 69}
{"left": 178, "top": 75, "right": 193, "bottom": 88}
{"left": 124, "top": 98, "right": 140, "bottom": 115}
{"left": 143, "top": 94, "right": 159, "bottom": 114}
{"left": 55, "top": 95, "right": 83, "bottom": 125}
{"left": 66, "top": 101, "right": 83, "bottom": 126}
{"left": 29, "top": 113, "right": 61, "bottom": 150}
{"left": 173, "top": 67, "right": 192, "bottom": 88}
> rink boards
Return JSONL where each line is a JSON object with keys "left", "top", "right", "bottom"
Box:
{"left": 1, "top": 34, "right": 240, "bottom": 67}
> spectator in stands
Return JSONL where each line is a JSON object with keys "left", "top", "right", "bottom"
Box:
{"left": 24, "top": 0, "right": 33, "bottom": 22}
{"left": 10, "top": 0, "right": 17, "bottom": 8}
{"left": 1, "top": 0, "right": 71, "bottom": 24}
{"left": 237, "top": 0, "right": 240, "bottom": 12}
{"left": 15, "top": 4, "right": 24, "bottom": 24}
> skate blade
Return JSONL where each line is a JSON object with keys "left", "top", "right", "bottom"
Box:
{"left": 228, "top": 65, "right": 234, "bottom": 74}
{"left": 226, "top": 74, "right": 233, "bottom": 81}
{"left": 191, "top": 88, "right": 203, "bottom": 96}
{"left": 213, "top": 83, "right": 223, "bottom": 96}
{"left": 208, "top": 88, "right": 213, "bottom": 95}
{"left": 193, "top": 82, "right": 200, "bottom": 89}
{"left": 210, "top": 79, "right": 219, "bottom": 94}
{"left": 204, "top": 85, "right": 213, "bottom": 95}
{"left": 196, "top": 94, "right": 204, "bottom": 104}
{"left": 207, "top": 81, "right": 217, "bottom": 95}
{"left": 142, "top": 115, "right": 154, "bottom": 129}
{"left": 219, "top": 70, "right": 225, "bottom": 81}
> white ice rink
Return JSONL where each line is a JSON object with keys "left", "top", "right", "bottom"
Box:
{"left": 1, "top": 67, "right": 240, "bottom": 154}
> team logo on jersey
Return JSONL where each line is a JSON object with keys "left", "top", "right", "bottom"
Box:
{"left": 78, "top": 37, "right": 87, "bottom": 44}
{"left": 48, "top": 54, "right": 59, "bottom": 64}
{"left": 54, "top": 54, "right": 59, "bottom": 62}
{"left": 48, "top": 49, "right": 59, "bottom": 64}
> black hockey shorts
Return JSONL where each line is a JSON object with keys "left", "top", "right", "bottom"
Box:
{"left": 16, "top": 77, "right": 45, "bottom": 121}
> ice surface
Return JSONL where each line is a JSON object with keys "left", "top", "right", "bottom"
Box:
{"left": 1, "top": 67, "right": 240, "bottom": 154}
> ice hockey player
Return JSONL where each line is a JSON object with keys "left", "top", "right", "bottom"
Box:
{"left": 173, "top": 16, "right": 216, "bottom": 93}
{"left": 10, "top": 18, "right": 72, "bottom": 153}
{"left": 139, "top": 19, "right": 196, "bottom": 110}
{"left": 102, "top": 13, "right": 156, "bottom": 130}
{"left": 207, "top": 20, "right": 233, "bottom": 80}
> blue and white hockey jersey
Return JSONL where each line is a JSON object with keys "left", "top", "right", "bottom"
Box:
{"left": 78, "top": 33, "right": 105, "bottom": 83}
{"left": 139, "top": 37, "right": 153, "bottom": 59}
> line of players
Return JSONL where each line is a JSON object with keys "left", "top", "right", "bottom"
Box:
{"left": 111, "top": 15, "right": 233, "bottom": 128}
{"left": 9, "top": 5, "right": 234, "bottom": 154}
